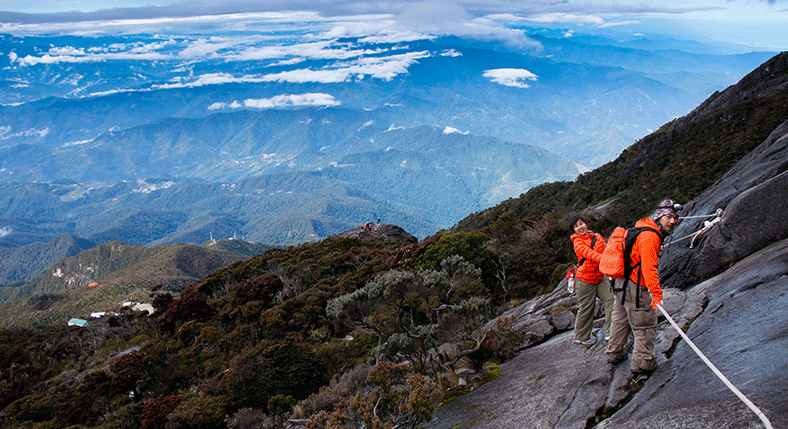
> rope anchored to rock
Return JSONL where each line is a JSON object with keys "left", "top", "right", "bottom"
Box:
{"left": 666, "top": 208, "right": 723, "bottom": 248}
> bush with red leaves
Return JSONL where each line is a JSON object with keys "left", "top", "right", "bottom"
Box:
{"left": 158, "top": 296, "right": 215, "bottom": 332}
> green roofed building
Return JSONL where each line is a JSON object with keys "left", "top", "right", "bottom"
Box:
{"left": 67, "top": 318, "right": 88, "bottom": 327}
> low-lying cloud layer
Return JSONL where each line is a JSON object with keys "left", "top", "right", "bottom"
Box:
{"left": 208, "top": 93, "right": 340, "bottom": 110}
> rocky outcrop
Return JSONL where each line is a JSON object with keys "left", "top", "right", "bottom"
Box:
{"left": 427, "top": 122, "right": 788, "bottom": 429}
{"left": 699, "top": 52, "right": 788, "bottom": 112}
{"left": 336, "top": 223, "right": 418, "bottom": 243}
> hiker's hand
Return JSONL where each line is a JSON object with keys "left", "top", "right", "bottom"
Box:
{"left": 650, "top": 290, "right": 663, "bottom": 310}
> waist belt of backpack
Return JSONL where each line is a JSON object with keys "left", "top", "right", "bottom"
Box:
{"left": 614, "top": 262, "right": 642, "bottom": 305}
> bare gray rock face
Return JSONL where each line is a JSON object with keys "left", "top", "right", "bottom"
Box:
{"left": 660, "top": 121, "right": 788, "bottom": 290}
{"left": 428, "top": 329, "right": 614, "bottom": 429}
{"left": 485, "top": 282, "right": 579, "bottom": 350}
{"left": 597, "top": 238, "right": 788, "bottom": 429}
{"left": 428, "top": 239, "right": 787, "bottom": 429}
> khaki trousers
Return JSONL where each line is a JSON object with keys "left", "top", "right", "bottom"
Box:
{"left": 573, "top": 277, "right": 614, "bottom": 341}
{"left": 605, "top": 278, "right": 658, "bottom": 373}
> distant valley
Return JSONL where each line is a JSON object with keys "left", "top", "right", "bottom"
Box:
{"left": 0, "top": 30, "right": 777, "bottom": 287}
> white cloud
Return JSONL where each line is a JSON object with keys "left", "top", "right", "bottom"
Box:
{"left": 63, "top": 139, "right": 93, "bottom": 146}
{"left": 8, "top": 39, "right": 180, "bottom": 66}
{"left": 598, "top": 20, "right": 641, "bottom": 29}
{"left": 260, "top": 50, "right": 431, "bottom": 83}
{"left": 225, "top": 39, "right": 376, "bottom": 62}
{"left": 1, "top": 0, "right": 785, "bottom": 50}
{"left": 208, "top": 93, "right": 340, "bottom": 110}
{"left": 483, "top": 68, "right": 538, "bottom": 88}
{"left": 0, "top": 126, "right": 50, "bottom": 140}
{"left": 178, "top": 35, "right": 276, "bottom": 59}
{"left": 89, "top": 46, "right": 426, "bottom": 92}
{"left": 357, "top": 30, "right": 430, "bottom": 44}
{"left": 443, "top": 126, "right": 468, "bottom": 134}
{"left": 156, "top": 73, "right": 262, "bottom": 89}
{"left": 523, "top": 13, "right": 606, "bottom": 26}
{"left": 0, "top": 227, "right": 12, "bottom": 238}
{"left": 12, "top": 50, "right": 172, "bottom": 65}
{"left": 245, "top": 93, "right": 340, "bottom": 108}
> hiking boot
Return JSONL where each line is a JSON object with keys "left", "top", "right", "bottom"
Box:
{"left": 573, "top": 337, "right": 597, "bottom": 346}
{"left": 631, "top": 367, "right": 655, "bottom": 380}
{"left": 593, "top": 328, "right": 610, "bottom": 341}
{"left": 630, "top": 370, "right": 653, "bottom": 384}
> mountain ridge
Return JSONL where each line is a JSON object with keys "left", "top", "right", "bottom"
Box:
{"left": 0, "top": 232, "right": 95, "bottom": 287}
{"left": 0, "top": 237, "right": 273, "bottom": 325}
{"left": 0, "top": 125, "right": 578, "bottom": 257}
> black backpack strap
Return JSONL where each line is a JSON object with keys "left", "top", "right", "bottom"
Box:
{"left": 620, "top": 227, "right": 660, "bottom": 305}
{"left": 576, "top": 234, "right": 597, "bottom": 268}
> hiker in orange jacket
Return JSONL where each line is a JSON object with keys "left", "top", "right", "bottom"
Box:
{"left": 605, "top": 199, "right": 680, "bottom": 375}
{"left": 569, "top": 215, "right": 614, "bottom": 346}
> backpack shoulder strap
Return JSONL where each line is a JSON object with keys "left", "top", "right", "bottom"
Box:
{"left": 576, "top": 234, "right": 597, "bottom": 267}
{"left": 621, "top": 227, "right": 662, "bottom": 305}
{"left": 623, "top": 227, "right": 660, "bottom": 263}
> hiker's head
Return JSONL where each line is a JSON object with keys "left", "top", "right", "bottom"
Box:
{"left": 568, "top": 214, "right": 588, "bottom": 234}
{"left": 652, "top": 199, "right": 681, "bottom": 231}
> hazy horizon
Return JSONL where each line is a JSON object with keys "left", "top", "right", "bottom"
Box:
{"left": 1, "top": 0, "right": 786, "bottom": 51}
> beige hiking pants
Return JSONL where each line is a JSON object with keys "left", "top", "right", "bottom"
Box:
{"left": 605, "top": 278, "right": 658, "bottom": 373}
{"left": 573, "top": 277, "right": 614, "bottom": 341}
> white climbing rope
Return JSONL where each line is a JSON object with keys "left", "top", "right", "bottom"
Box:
{"left": 679, "top": 208, "right": 724, "bottom": 219}
{"left": 656, "top": 304, "right": 774, "bottom": 429}
{"left": 690, "top": 216, "right": 721, "bottom": 248}
{"left": 666, "top": 208, "right": 723, "bottom": 248}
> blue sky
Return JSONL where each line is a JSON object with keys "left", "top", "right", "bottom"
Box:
{"left": 1, "top": 0, "right": 786, "bottom": 51}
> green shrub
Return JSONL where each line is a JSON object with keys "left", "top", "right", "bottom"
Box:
{"left": 165, "top": 394, "right": 228, "bottom": 429}
{"left": 224, "top": 336, "right": 327, "bottom": 411}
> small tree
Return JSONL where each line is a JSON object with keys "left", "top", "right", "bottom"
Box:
{"left": 305, "top": 362, "right": 442, "bottom": 429}
{"left": 326, "top": 257, "right": 491, "bottom": 373}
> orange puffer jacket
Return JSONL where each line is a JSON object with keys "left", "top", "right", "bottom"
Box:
{"left": 570, "top": 231, "right": 606, "bottom": 284}
{"left": 628, "top": 217, "right": 664, "bottom": 295}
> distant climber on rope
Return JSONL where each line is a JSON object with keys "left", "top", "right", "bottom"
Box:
{"left": 568, "top": 214, "right": 614, "bottom": 346}
{"left": 605, "top": 199, "right": 680, "bottom": 377}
